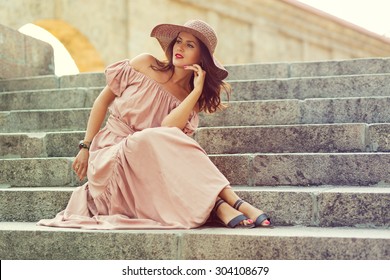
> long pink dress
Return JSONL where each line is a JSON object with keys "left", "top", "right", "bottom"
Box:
{"left": 37, "top": 59, "right": 230, "bottom": 229}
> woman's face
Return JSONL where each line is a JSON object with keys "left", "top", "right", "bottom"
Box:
{"left": 172, "top": 32, "right": 201, "bottom": 68}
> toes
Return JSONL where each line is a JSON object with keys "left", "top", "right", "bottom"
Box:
{"left": 262, "top": 220, "right": 270, "bottom": 226}
{"left": 241, "top": 219, "right": 254, "bottom": 226}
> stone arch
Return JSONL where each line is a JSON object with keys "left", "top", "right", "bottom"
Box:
{"left": 33, "top": 19, "right": 105, "bottom": 72}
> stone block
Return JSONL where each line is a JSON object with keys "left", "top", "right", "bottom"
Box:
{"left": 46, "top": 132, "right": 84, "bottom": 157}
{"left": 252, "top": 153, "right": 390, "bottom": 186}
{"left": 318, "top": 187, "right": 390, "bottom": 227}
{"left": 0, "top": 158, "right": 72, "bottom": 187}
{"left": 199, "top": 100, "right": 300, "bottom": 127}
{"left": 225, "top": 63, "right": 289, "bottom": 80}
{"left": 0, "top": 25, "right": 26, "bottom": 79}
{"left": 84, "top": 87, "right": 102, "bottom": 107}
{"left": 60, "top": 73, "right": 105, "bottom": 88}
{"left": 195, "top": 124, "right": 366, "bottom": 154}
{"left": 295, "top": 74, "right": 390, "bottom": 100}
{"left": 209, "top": 155, "right": 251, "bottom": 185}
{"left": 0, "top": 109, "right": 90, "bottom": 133}
{"left": 301, "top": 96, "right": 390, "bottom": 124}
{"left": 0, "top": 76, "right": 58, "bottom": 92}
{"left": 0, "top": 188, "right": 72, "bottom": 222}
{"left": 225, "top": 58, "right": 390, "bottom": 81}
{"left": 181, "top": 227, "right": 390, "bottom": 259}
{"left": 0, "top": 224, "right": 179, "bottom": 259}
{"left": 368, "top": 124, "right": 390, "bottom": 152}
{"left": 235, "top": 187, "right": 315, "bottom": 226}
{"left": 0, "top": 133, "right": 46, "bottom": 158}
{"left": 0, "top": 88, "right": 88, "bottom": 111}
{"left": 229, "top": 74, "right": 390, "bottom": 101}
{"left": 290, "top": 58, "right": 390, "bottom": 78}
{"left": 229, "top": 79, "right": 296, "bottom": 101}
{"left": 24, "top": 35, "right": 54, "bottom": 76}
{"left": 0, "top": 24, "right": 54, "bottom": 79}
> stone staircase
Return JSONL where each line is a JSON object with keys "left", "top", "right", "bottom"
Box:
{"left": 0, "top": 58, "right": 389, "bottom": 260}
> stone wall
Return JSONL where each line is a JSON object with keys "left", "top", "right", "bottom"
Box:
{"left": 0, "top": 24, "right": 54, "bottom": 79}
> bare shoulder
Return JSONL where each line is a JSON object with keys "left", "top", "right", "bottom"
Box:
{"left": 129, "top": 53, "right": 157, "bottom": 73}
{"left": 130, "top": 53, "right": 170, "bottom": 83}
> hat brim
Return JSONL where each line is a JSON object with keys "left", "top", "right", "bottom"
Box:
{"left": 151, "top": 23, "right": 228, "bottom": 80}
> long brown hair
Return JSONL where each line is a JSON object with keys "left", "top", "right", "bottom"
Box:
{"left": 151, "top": 37, "right": 231, "bottom": 113}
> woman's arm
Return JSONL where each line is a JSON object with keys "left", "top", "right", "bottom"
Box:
{"left": 72, "top": 85, "right": 116, "bottom": 180}
{"left": 161, "top": 64, "right": 204, "bottom": 130}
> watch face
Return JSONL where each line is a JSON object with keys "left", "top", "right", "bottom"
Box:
{"left": 79, "top": 141, "right": 88, "bottom": 149}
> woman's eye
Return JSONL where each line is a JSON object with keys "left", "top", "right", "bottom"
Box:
{"left": 188, "top": 44, "right": 194, "bottom": 48}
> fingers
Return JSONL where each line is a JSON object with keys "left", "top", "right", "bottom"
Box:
{"left": 184, "top": 64, "right": 206, "bottom": 76}
{"left": 73, "top": 161, "right": 87, "bottom": 181}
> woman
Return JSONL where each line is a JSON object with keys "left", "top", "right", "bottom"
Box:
{"left": 37, "top": 20, "right": 271, "bottom": 229}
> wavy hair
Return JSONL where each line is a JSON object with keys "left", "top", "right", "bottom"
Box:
{"left": 151, "top": 37, "right": 231, "bottom": 113}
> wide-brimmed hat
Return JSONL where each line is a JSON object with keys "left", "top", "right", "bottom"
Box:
{"left": 150, "top": 19, "right": 228, "bottom": 80}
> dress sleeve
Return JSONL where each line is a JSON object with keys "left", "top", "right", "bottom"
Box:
{"left": 183, "top": 111, "right": 199, "bottom": 136}
{"left": 104, "top": 59, "right": 134, "bottom": 97}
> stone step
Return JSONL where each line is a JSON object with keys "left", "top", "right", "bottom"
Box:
{"left": 0, "top": 186, "right": 388, "bottom": 228}
{"left": 0, "top": 73, "right": 105, "bottom": 92}
{"left": 201, "top": 96, "right": 390, "bottom": 126}
{"left": 3, "top": 123, "right": 390, "bottom": 158}
{"left": 1, "top": 153, "right": 390, "bottom": 187}
{"left": 0, "top": 157, "right": 75, "bottom": 187}
{"left": 196, "top": 123, "right": 369, "bottom": 154}
{"left": 1, "top": 73, "right": 390, "bottom": 110}
{"left": 228, "top": 73, "right": 390, "bottom": 101}
{"left": 0, "top": 131, "right": 84, "bottom": 158}
{"left": 0, "top": 222, "right": 388, "bottom": 259}
{"left": 0, "top": 88, "right": 101, "bottom": 111}
{"left": 213, "top": 153, "right": 390, "bottom": 186}
{"left": 0, "top": 108, "right": 91, "bottom": 133}
{"left": 1, "top": 58, "right": 390, "bottom": 93}
{"left": 226, "top": 57, "right": 390, "bottom": 80}
{"left": 2, "top": 96, "right": 390, "bottom": 133}
{"left": 0, "top": 75, "right": 59, "bottom": 92}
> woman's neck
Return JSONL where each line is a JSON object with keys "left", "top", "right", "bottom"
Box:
{"left": 170, "top": 66, "right": 192, "bottom": 92}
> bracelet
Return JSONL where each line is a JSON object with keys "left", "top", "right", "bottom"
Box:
{"left": 79, "top": 140, "right": 91, "bottom": 150}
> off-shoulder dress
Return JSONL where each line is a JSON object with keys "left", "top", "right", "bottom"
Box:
{"left": 37, "top": 59, "right": 230, "bottom": 229}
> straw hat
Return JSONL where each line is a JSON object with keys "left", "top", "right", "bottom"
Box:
{"left": 150, "top": 19, "right": 228, "bottom": 80}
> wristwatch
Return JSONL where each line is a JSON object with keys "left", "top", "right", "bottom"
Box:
{"left": 78, "top": 140, "right": 90, "bottom": 150}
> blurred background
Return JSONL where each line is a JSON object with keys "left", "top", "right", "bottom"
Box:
{"left": 1, "top": 0, "right": 390, "bottom": 76}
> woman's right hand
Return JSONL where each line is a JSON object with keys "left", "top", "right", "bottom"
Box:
{"left": 72, "top": 149, "right": 89, "bottom": 181}
{"left": 185, "top": 64, "right": 206, "bottom": 93}
{"left": 71, "top": 85, "right": 115, "bottom": 181}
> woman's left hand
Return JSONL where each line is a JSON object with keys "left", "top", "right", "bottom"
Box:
{"left": 185, "top": 64, "right": 206, "bottom": 92}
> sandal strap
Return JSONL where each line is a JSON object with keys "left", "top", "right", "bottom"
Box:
{"left": 255, "top": 213, "right": 270, "bottom": 226}
{"left": 213, "top": 198, "right": 225, "bottom": 212}
{"left": 233, "top": 199, "right": 245, "bottom": 210}
{"left": 227, "top": 214, "right": 250, "bottom": 228}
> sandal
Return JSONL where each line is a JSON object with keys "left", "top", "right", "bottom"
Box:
{"left": 233, "top": 199, "right": 273, "bottom": 228}
{"left": 212, "top": 199, "right": 254, "bottom": 228}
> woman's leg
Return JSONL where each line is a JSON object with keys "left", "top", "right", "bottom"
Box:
{"left": 218, "top": 188, "right": 271, "bottom": 226}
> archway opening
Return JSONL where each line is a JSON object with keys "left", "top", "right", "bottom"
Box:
{"left": 20, "top": 19, "right": 105, "bottom": 75}
{"left": 19, "top": 23, "right": 79, "bottom": 76}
